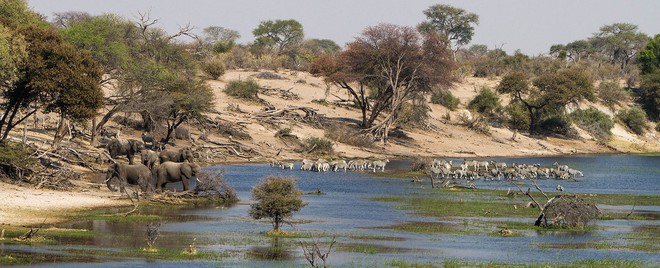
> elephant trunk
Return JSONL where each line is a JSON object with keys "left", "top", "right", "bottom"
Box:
{"left": 105, "top": 176, "right": 118, "bottom": 192}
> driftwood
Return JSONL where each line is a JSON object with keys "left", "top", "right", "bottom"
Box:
{"left": 253, "top": 106, "right": 323, "bottom": 126}
{"left": 259, "top": 86, "right": 300, "bottom": 100}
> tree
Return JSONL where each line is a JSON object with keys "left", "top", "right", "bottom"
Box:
{"left": 418, "top": 4, "right": 479, "bottom": 49}
{"left": 497, "top": 69, "right": 594, "bottom": 134}
{"left": 0, "top": 25, "right": 103, "bottom": 143}
{"left": 202, "top": 25, "right": 240, "bottom": 54}
{"left": 0, "top": 24, "right": 27, "bottom": 91}
{"left": 253, "top": 19, "right": 304, "bottom": 54}
{"left": 249, "top": 176, "right": 306, "bottom": 232}
{"left": 637, "top": 34, "right": 660, "bottom": 120}
{"left": 315, "top": 24, "right": 454, "bottom": 140}
{"left": 50, "top": 11, "right": 91, "bottom": 29}
{"left": 0, "top": 0, "right": 43, "bottom": 25}
{"left": 590, "top": 23, "right": 649, "bottom": 70}
{"left": 303, "top": 39, "right": 341, "bottom": 54}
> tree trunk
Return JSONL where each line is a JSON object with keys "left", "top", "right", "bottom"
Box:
{"left": 52, "top": 116, "right": 66, "bottom": 147}
{"left": 90, "top": 117, "right": 98, "bottom": 146}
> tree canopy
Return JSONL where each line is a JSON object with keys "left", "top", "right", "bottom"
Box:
{"left": 314, "top": 24, "right": 455, "bottom": 139}
{"left": 249, "top": 176, "right": 306, "bottom": 232}
{"left": 253, "top": 19, "right": 304, "bottom": 54}
{"left": 590, "top": 23, "right": 649, "bottom": 69}
{"left": 637, "top": 34, "right": 660, "bottom": 120}
{"left": 418, "top": 4, "right": 479, "bottom": 48}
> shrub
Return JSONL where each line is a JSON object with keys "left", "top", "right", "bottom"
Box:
{"left": 324, "top": 124, "right": 372, "bottom": 148}
{"left": 301, "top": 136, "right": 334, "bottom": 155}
{"left": 0, "top": 141, "right": 37, "bottom": 182}
{"left": 656, "top": 122, "right": 660, "bottom": 132}
{"left": 430, "top": 90, "right": 460, "bottom": 111}
{"left": 202, "top": 59, "right": 225, "bottom": 80}
{"left": 249, "top": 176, "right": 306, "bottom": 232}
{"left": 505, "top": 103, "right": 530, "bottom": 131}
{"left": 597, "top": 80, "right": 629, "bottom": 110}
{"left": 570, "top": 108, "right": 614, "bottom": 141}
{"left": 397, "top": 101, "right": 430, "bottom": 128}
{"left": 617, "top": 107, "right": 648, "bottom": 135}
{"left": 467, "top": 87, "right": 501, "bottom": 117}
{"left": 539, "top": 115, "right": 577, "bottom": 137}
{"left": 194, "top": 170, "right": 238, "bottom": 204}
{"left": 224, "top": 80, "right": 260, "bottom": 100}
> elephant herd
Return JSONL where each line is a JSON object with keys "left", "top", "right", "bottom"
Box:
{"left": 272, "top": 158, "right": 390, "bottom": 173}
{"left": 428, "top": 159, "right": 584, "bottom": 181}
{"left": 104, "top": 138, "right": 199, "bottom": 195}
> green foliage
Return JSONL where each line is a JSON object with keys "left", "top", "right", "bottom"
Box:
{"left": 303, "top": 38, "right": 341, "bottom": 54}
{"left": 249, "top": 176, "right": 306, "bottom": 232}
{"left": 638, "top": 34, "right": 660, "bottom": 75}
{"left": 202, "top": 59, "right": 225, "bottom": 80}
{"left": 590, "top": 23, "right": 649, "bottom": 69}
{"left": 224, "top": 80, "right": 260, "bottom": 100}
{"left": 430, "top": 90, "right": 460, "bottom": 110}
{"left": 202, "top": 26, "right": 240, "bottom": 54}
{"left": 570, "top": 108, "right": 614, "bottom": 141}
{"left": 539, "top": 115, "right": 576, "bottom": 137}
{"left": 656, "top": 122, "right": 660, "bottom": 132}
{"left": 324, "top": 123, "right": 372, "bottom": 148}
{"left": 617, "top": 107, "right": 648, "bottom": 135}
{"left": 418, "top": 4, "right": 479, "bottom": 47}
{"left": 0, "top": 24, "right": 26, "bottom": 87}
{"left": 397, "top": 101, "right": 431, "bottom": 128}
{"left": 58, "top": 14, "right": 130, "bottom": 73}
{"left": 301, "top": 136, "right": 334, "bottom": 155}
{"left": 0, "top": 0, "right": 43, "bottom": 25}
{"left": 252, "top": 19, "right": 304, "bottom": 54}
{"left": 467, "top": 87, "right": 501, "bottom": 117}
{"left": 597, "top": 80, "right": 629, "bottom": 110}
{"left": 0, "top": 141, "right": 37, "bottom": 181}
{"left": 505, "top": 103, "right": 530, "bottom": 131}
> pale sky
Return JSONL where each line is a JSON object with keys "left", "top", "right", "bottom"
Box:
{"left": 27, "top": 0, "right": 660, "bottom": 55}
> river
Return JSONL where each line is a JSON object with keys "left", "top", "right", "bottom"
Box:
{"left": 2, "top": 154, "right": 659, "bottom": 267}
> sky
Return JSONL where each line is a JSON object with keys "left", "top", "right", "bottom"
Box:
{"left": 27, "top": 0, "right": 660, "bottom": 55}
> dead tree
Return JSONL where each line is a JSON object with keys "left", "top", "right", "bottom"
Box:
{"left": 515, "top": 181, "right": 600, "bottom": 228}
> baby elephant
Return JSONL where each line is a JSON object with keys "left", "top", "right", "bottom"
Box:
{"left": 105, "top": 163, "right": 152, "bottom": 195}
{"left": 155, "top": 161, "right": 200, "bottom": 192}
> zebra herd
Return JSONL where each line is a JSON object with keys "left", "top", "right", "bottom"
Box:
{"left": 271, "top": 158, "right": 390, "bottom": 173}
{"left": 429, "top": 159, "right": 584, "bottom": 181}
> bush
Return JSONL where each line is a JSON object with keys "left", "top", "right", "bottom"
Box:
{"left": 570, "top": 108, "right": 614, "bottom": 141}
{"left": 597, "top": 80, "right": 629, "bottom": 110}
{"left": 194, "top": 170, "right": 238, "bottom": 204}
{"left": 324, "top": 124, "right": 372, "bottom": 148}
{"left": 505, "top": 103, "right": 530, "bottom": 131}
{"left": 617, "top": 107, "right": 648, "bottom": 135}
{"left": 539, "top": 115, "right": 577, "bottom": 137}
{"left": 301, "top": 137, "right": 334, "bottom": 155}
{"left": 224, "top": 80, "right": 260, "bottom": 100}
{"left": 467, "top": 87, "right": 501, "bottom": 117}
{"left": 397, "top": 101, "right": 430, "bottom": 128}
{"left": 202, "top": 59, "right": 225, "bottom": 80}
{"left": 656, "top": 122, "right": 660, "bottom": 132}
{"left": 0, "top": 141, "right": 37, "bottom": 182}
{"left": 430, "top": 90, "right": 460, "bottom": 110}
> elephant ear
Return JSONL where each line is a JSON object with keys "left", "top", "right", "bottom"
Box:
{"left": 181, "top": 162, "right": 193, "bottom": 179}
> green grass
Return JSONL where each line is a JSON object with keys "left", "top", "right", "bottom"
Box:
{"left": 386, "top": 259, "right": 438, "bottom": 268}
{"left": 63, "top": 247, "right": 228, "bottom": 261}
{"left": 336, "top": 243, "right": 410, "bottom": 255}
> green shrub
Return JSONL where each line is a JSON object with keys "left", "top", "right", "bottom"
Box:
{"left": 324, "top": 124, "right": 372, "bottom": 148}
{"left": 224, "top": 80, "right": 260, "bottom": 100}
{"left": 617, "top": 107, "right": 648, "bottom": 135}
{"left": 597, "top": 80, "right": 629, "bottom": 110}
{"left": 202, "top": 59, "right": 225, "bottom": 80}
{"left": 467, "top": 87, "right": 501, "bottom": 117}
{"left": 656, "top": 122, "right": 660, "bottom": 132}
{"left": 505, "top": 103, "right": 530, "bottom": 131}
{"left": 301, "top": 137, "right": 334, "bottom": 155}
{"left": 0, "top": 141, "right": 37, "bottom": 182}
{"left": 397, "top": 102, "right": 430, "bottom": 128}
{"left": 430, "top": 90, "right": 460, "bottom": 111}
{"left": 539, "top": 115, "right": 577, "bottom": 137}
{"left": 570, "top": 108, "right": 614, "bottom": 141}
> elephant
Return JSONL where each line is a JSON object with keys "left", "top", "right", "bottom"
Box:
{"left": 159, "top": 147, "right": 194, "bottom": 163}
{"left": 140, "top": 149, "right": 159, "bottom": 171}
{"left": 155, "top": 161, "right": 200, "bottom": 192}
{"left": 105, "top": 163, "right": 152, "bottom": 195}
{"left": 107, "top": 138, "right": 144, "bottom": 164}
